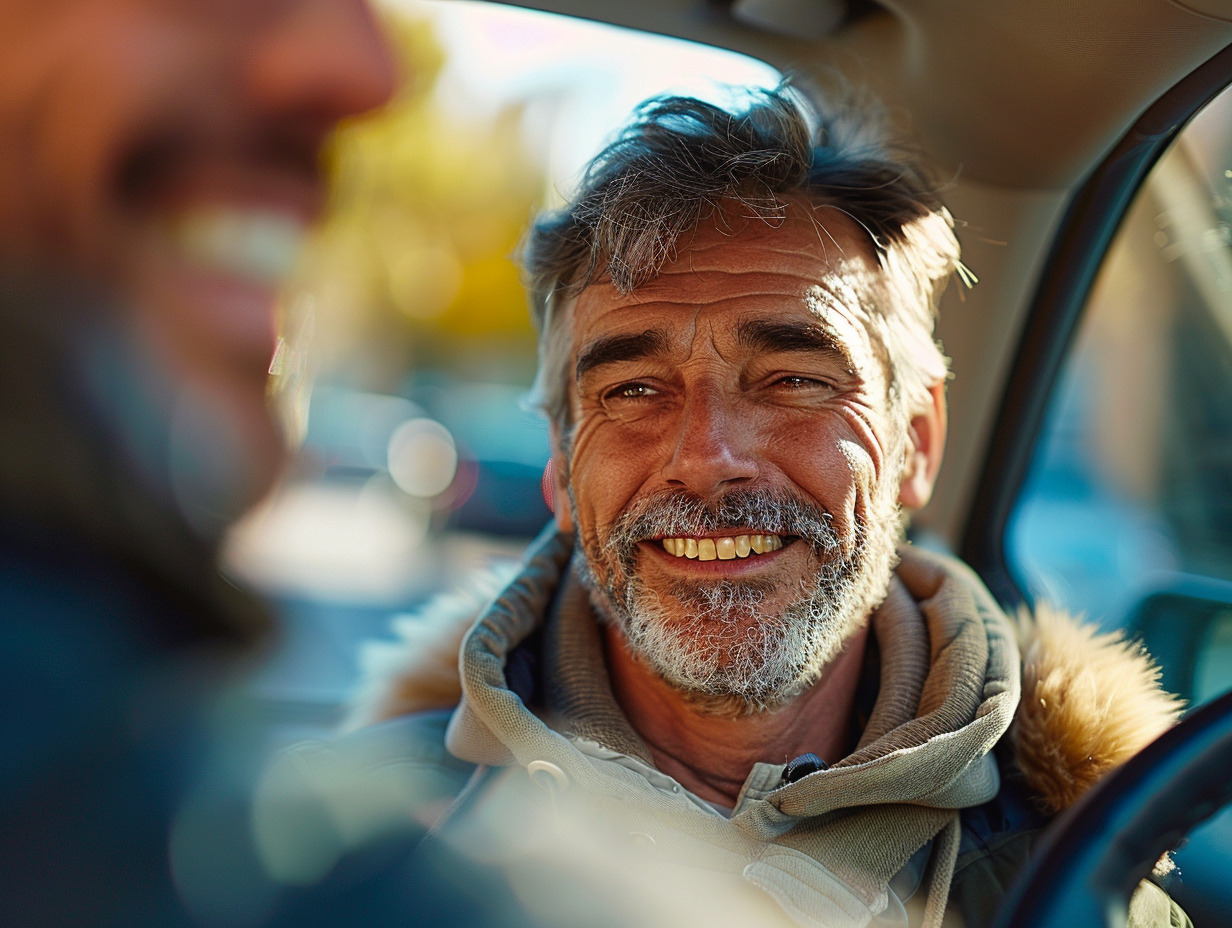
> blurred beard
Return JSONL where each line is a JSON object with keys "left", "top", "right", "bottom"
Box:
{"left": 573, "top": 487, "right": 901, "bottom": 715}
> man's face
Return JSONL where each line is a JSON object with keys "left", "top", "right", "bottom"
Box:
{"left": 0, "top": 0, "right": 395, "bottom": 498}
{"left": 561, "top": 212, "right": 928, "bottom": 712}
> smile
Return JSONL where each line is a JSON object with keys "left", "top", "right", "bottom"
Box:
{"left": 164, "top": 206, "right": 309, "bottom": 287}
{"left": 660, "top": 534, "right": 785, "bottom": 561}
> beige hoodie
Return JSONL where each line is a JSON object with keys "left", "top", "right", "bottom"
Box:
{"left": 325, "top": 529, "right": 1183, "bottom": 927}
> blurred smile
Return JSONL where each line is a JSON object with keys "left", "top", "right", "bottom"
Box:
{"left": 120, "top": 137, "right": 327, "bottom": 366}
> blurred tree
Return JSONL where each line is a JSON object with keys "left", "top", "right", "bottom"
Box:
{"left": 290, "top": 10, "right": 546, "bottom": 395}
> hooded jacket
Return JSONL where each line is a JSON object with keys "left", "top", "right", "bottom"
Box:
{"left": 269, "top": 528, "right": 1187, "bottom": 928}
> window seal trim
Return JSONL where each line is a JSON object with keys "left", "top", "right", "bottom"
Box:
{"left": 958, "top": 41, "right": 1232, "bottom": 608}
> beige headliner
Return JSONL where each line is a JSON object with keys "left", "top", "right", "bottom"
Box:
{"left": 495, "top": 0, "right": 1232, "bottom": 543}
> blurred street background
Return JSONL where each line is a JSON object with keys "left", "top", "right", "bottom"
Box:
{"left": 222, "top": 0, "right": 779, "bottom": 734}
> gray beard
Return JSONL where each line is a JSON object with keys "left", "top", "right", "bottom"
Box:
{"left": 573, "top": 487, "right": 901, "bottom": 715}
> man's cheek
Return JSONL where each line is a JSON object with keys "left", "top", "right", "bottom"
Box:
{"left": 570, "top": 442, "right": 631, "bottom": 523}
{"left": 822, "top": 440, "right": 875, "bottom": 546}
{"left": 567, "top": 476, "right": 608, "bottom": 567}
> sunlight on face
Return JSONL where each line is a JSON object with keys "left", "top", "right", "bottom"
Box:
{"left": 562, "top": 214, "right": 912, "bottom": 713}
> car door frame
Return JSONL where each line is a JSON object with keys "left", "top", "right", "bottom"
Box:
{"left": 958, "top": 41, "right": 1232, "bottom": 607}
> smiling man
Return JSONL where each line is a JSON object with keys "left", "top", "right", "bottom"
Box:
{"left": 338, "top": 88, "right": 1188, "bottom": 928}
{"left": 563, "top": 217, "right": 924, "bottom": 727}
{"left": 0, "top": 0, "right": 395, "bottom": 923}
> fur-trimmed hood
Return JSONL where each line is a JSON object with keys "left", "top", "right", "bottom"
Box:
{"left": 344, "top": 545, "right": 1182, "bottom": 815}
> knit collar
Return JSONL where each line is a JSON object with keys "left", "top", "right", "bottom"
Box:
{"left": 448, "top": 529, "right": 1020, "bottom": 809}
{"left": 532, "top": 541, "right": 1020, "bottom": 817}
{"left": 535, "top": 553, "right": 651, "bottom": 762}
{"left": 445, "top": 531, "right": 1021, "bottom": 925}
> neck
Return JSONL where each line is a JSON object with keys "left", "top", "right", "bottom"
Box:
{"left": 602, "top": 622, "right": 870, "bottom": 808}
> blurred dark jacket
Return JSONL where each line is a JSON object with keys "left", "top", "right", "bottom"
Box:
{"left": 0, "top": 270, "right": 272, "bottom": 926}
{"left": 0, "top": 271, "right": 529, "bottom": 928}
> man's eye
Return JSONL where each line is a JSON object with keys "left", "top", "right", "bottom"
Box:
{"left": 605, "top": 382, "right": 659, "bottom": 400}
{"left": 774, "top": 376, "right": 829, "bottom": 389}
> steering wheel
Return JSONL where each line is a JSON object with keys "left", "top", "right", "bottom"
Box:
{"left": 990, "top": 687, "right": 1232, "bottom": 927}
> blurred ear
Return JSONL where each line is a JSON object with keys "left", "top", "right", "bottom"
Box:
{"left": 898, "top": 381, "right": 947, "bottom": 510}
{"left": 548, "top": 426, "right": 573, "bottom": 533}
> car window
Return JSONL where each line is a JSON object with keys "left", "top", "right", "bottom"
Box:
{"left": 1005, "top": 80, "right": 1232, "bottom": 926}
{"left": 1007, "top": 81, "right": 1232, "bottom": 706}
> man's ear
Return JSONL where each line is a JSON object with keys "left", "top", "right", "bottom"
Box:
{"left": 548, "top": 425, "right": 573, "bottom": 533}
{"left": 898, "top": 381, "right": 947, "bottom": 510}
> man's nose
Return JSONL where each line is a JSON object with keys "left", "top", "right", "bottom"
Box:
{"left": 247, "top": 0, "right": 398, "bottom": 124}
{"left": 661, "top": 391, "right": 760, "bottom": 499}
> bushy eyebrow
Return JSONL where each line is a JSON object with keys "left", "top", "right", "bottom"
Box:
{"left": 735, "top": 319, "right": 855, "bottom": 372}
{"left": 576, "top": 329, "right": 671, "bottom": 382}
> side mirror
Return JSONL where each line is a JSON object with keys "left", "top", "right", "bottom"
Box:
{"left": 1127, "top": 575, "right": 1232, "bottom": 705}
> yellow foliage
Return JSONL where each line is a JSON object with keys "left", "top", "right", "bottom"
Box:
{"left": 293, "top": 10, "right": 546, "bottom": 391}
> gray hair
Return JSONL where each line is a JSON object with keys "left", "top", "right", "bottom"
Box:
{"left": 524, "top": 83, "right": 963, "bottom": 437}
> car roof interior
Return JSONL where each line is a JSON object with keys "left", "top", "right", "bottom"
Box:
{"left": 487, "top": 0, "right": 1232, "bottom": 547}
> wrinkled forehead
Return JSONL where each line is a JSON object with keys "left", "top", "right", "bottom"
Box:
{"left": 654, "top": 208, "right": 879, "bottom": 285}
{"left": 571, "top": 210, "right": 893, "bottom": 355}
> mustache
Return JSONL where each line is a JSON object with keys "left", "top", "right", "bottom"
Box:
{"left": 603, "top": 487, "right": 842, "bottom": 560}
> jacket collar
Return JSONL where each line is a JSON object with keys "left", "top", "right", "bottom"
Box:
{"left": 445, "top": 527, "right": 1019, "bottom": 823}
{"left": 347, "top": 522, "right": 1183, "bottom": 820}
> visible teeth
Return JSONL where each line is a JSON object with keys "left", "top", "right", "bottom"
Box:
{"left": 170, "top": 208, "right": 307, "bottom": 285}
{"left": 661, "top": 534, "right": 784, "bottom": 560}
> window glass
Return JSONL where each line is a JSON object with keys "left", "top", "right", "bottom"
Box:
{"left": 1008, "top": 82, "right": 1232, "bottom": 704}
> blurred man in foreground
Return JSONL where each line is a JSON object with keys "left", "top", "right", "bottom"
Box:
{"left": 333, "top": 87, "right": 1189, "bottom": 927}
{"left": 0, "top": 1, "right": 394, "bottom": 923}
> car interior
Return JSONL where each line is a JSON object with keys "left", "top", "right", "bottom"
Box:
{"left": 224, "top": 1, "right": 1232, "bottom": 924}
